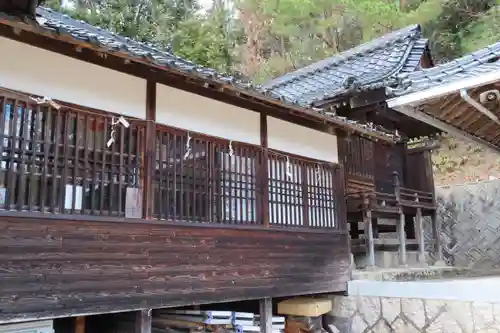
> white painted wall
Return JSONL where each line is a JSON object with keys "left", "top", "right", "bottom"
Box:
{"left": 0, "top": 36, "right": 337, "bottom": 162}
{"left": 156, "top": 83, "right": 261, "bottom": 145}
{"left": 267, "top": 116, "right": 338, "bottom": 163}
{"left": 0, "top": 37, "right": 146, "bottom": 119}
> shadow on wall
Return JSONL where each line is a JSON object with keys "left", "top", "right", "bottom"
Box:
{"left": 424, "top": 179, "right": 500, "bottom": 270}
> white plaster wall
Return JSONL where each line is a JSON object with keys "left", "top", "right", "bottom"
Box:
{"left": 267, "top": 116, "right": 338, "bottom": 163}
{"left": 156, "top": 83, "right": 261, "bottom": 145}
{"left": 0, "top": 37, "right": 146, "bottom": 119}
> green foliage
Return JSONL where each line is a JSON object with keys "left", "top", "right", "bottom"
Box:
{"left": 171, "top": 9, "right": 237, "bottom": 72}
{"left": 421, "top": 0, "right": 497, "bottom": 61}
{"left": 460, "top": 6, "right": 500, "bottom": 54}
{"left": 46, "top": 0, "right": 235, "bottom": 72}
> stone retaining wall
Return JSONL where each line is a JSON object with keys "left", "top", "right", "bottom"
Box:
{"left": 426, "top": 179, "right": 500, "bottom": 269}
{"left": 327, "top": 295, "right": 500, "bottom": 333}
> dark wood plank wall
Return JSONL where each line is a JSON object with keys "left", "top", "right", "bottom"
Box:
{"left": 340, "top": 134, "right": 433, "bottom": 195}
{"left": 0, "top": 215, "right": 349, "bottom": 323}
{"left": 405, "top": 149, "right": 434, "bottom": 193}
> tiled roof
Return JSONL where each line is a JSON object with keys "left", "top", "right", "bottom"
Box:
{"left": 35, "top": 7, "right": 227, "bottom": 82}
{"left": 0, "top": 7, "right": 403, "bottom": 141}
{"left": 388, "top": 42, "right": 500, "bottom": 97}
{"left": 260, "top": 25, "right": 429, "bottom": 107}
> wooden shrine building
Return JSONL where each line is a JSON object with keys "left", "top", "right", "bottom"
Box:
{"left": 263, "top": 25, "right": 443, "bottom": 268}
{"left": 0, "top": 6, "right": 405, "bottom": 326}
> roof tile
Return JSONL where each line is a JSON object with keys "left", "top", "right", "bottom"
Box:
{"left": 389, "top": 42, "right": 500, "bottom": 96}
{"left": 261, "top": 25, "right": 428, "bottom": 106}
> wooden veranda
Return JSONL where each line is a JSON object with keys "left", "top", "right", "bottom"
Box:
{"left": 339, "top": 135, "right": 442, "bottom": 267}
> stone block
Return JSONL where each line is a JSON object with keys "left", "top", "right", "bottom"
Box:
{"left": 473, "top": 302, "right": 495, "bottom": 331}
{"left": 380, "top": 297, "right": 401, "bottom": 324}
{"left": 357, "top": 296, "right": 381, "bottom": 327}
{"left": 402, "top": 298, "right": 426, "bottom": 329}
{"left": 331, "top": 296, "right": 357, "bottom": 318}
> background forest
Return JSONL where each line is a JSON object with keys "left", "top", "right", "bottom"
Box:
{"left": 45, "top": 0, "right": 500, "bottom": 185}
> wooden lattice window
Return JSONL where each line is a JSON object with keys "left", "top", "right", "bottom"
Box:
{"left": 0, "top": 95, "right": 145, "bottom": 216}
{"left": 153, "top": 127, "right": 261, "bottom": 224}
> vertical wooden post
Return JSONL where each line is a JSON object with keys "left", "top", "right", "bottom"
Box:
{"left": 432, "top": 210, "right": 445, "bottom": 265}
{"left": 372, "top": 218, "right": 379, "bottom": 239}
{"left": 75, "top": 316, "right": 85, "bottom": 333}
{"left": 135, "top": 309, "right": 152, "bottom": 333}
{"left": 393, "top": 171, "right": 401, "bottom": 200}
{"left": 259, "top": 298, "right": 273, "bottom": 333}
{"left": 143, "top": 80, "right": 156, "bottom": 219}
{"left": 415, "top": 207, "right": 426, "bottom": 264}
{"left": 363, "top": 194, "right": 375, "bottom": 268}
{"left": 301, "top": 165, "right": 309, "bottom": 227}
{"left": 260, "top": 113, "right": 269, "bottom": 227}
{"left": 336, "top": 164, "right": 347, "bottom": 231}
{"left": 397, "top": 211, "right": 407, "bottom": 266}
{"left": 393, "top": 171, "right": 406, "bottom": 266}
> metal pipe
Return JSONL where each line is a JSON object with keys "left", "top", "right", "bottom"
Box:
{"left": 459, "top": 88, "right": 500, "bottom": 125}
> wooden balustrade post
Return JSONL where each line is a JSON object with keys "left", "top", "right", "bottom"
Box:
{"left": 432, "top": 210, "right": 446, "bottom": 266}
{"left": 415, "top": 207, "right": 426, "bottom": 265}
{"left": 363, "top": 194, "right": 375, "bottom": 268}
{"left": 393, "top": 171, "right": 407, "bottom": 266}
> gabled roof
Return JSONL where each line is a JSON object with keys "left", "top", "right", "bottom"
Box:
{"left": 387, "top": 42, "right": 500, "bottom": 153}
{"left": 260, "top": 25, "right": 429, "bottom": 107}
{"left": 0, "top": 7, "right": 402, "bottom": 142}
{"left": 388, "top": 42, "right": 500, "bottom": 98}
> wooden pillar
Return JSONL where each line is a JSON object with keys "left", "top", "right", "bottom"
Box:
{"left": 75, "top": 316, "right": 85, "bottom": 333}
{"left": 363, "top": 195, "right": 375, "bottom": 268}
{"left": 335, "top": 164, "right": 347, "bottom": 232}
{"left": 259, "top": 298, "right": 273, "bottom": 333}
{"left": 135, "top": 309, "right": 152, "bottom": 333}
{"left": 415, "top": 208, "right": 426, "bottom": 264}
{"left": 397, "top": 211, "right": 407, "bottom": 266}
{"left": 432, "top": 210, "right": 445, "bottom": 265}
{"left": 372, "top": 218, "right": 379, "bottom": 238}
{"left": 259, "top": 113, "right": 269, "bottom": 227}
{"left": 143, "top": 80, "right": 156, "bottom": 219}
{"left": 393, "top": 171, "right": 406, "bottom": 266}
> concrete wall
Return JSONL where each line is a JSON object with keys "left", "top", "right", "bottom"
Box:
{"left": 328, "top": 295, "right": 500, "bottom": 333}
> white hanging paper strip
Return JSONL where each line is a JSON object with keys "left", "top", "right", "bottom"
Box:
{"left": 64, "top": 185, "right": 83, "bottom": 210}
{"left": 125, "top": 187, "right": 142, "bottom": 218}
